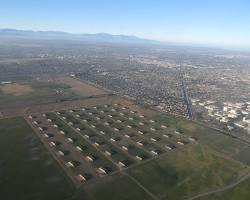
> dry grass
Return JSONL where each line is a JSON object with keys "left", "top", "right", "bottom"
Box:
{"left": 56, "top": 76, "right": 108, "bottom": 97}
{"left": 0, "top": 83, "right": 33, "bottom": 96}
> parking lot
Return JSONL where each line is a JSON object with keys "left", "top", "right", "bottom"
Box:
{"left": 26, "top": 103, "right": 197, "bottom": 184}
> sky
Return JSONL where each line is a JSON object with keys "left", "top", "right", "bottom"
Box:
{"left": 0, "top": 0, "right": 250, "bottom": 48}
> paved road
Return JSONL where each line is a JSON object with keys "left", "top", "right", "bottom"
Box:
{"left": 178, "top": 65, "right": 193, "bottom": 119}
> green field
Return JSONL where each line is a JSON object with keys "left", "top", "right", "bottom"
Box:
{"left": 0, "top": 80, "right": 77, "bottom": 117}
{"left": 0, "top": 117, "right": 76, "bottom": 200}
{"left": 128, "top": 145, "right": 248, "bottom": 200}
{"left": 82, "top": 173, "right": 154, "bottom": 200}
{"left": 0, "top": 117, "right": 157, "bottom": 200}
{"left": 199, "top": 178, "right": 250, "bottom": 200}
{"left": 1, "top": 112, "right": 250, "bottom": 200}
{"left": 153, "top": 114, "right": 250, "bottom": 166}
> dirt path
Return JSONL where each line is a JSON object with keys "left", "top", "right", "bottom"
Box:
{"left": 123, "top": 172, "right": 159, "bottom": 200}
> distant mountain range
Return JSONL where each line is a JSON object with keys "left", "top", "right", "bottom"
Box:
{"left": 0, "top": 28, "right": 157, "bottom": 44}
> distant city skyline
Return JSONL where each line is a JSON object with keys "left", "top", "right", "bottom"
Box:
{"left": 1, "top": 0, "right": 250, "bottom": 49}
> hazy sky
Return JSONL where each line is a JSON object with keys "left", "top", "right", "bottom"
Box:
{"left": 1, "top": 0, "right": 250, "bottom": 48}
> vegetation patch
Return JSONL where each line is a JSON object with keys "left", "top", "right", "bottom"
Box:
{"left": 128, "top": 145, "right": 248, "bottom": 200}
{"left": 0, "top": 117, "right": 76, "bottom": 200}
{"left": 0, "top": 83, "right": 33, "bottom": 96}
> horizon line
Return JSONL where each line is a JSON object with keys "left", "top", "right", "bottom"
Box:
{"left": 1, "top": 27, "right": 250, "bottom": 52}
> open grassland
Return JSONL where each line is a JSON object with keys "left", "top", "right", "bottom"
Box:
{"left": 82, "top": 173, "right": 154, "bottom": 200}
{"left": 30, "top": 103, "right": 250, "bottom": 200}
{"left": 0, "top": 80, "right": 78, "bottom": 117}
{"left": 128, "top": 145, "right": 249, "bottom": 200}
{"left": 199, "top": 178, "right": 250, "bottom": 200}
{"left": 153, "top": 114, "right": 250, "bottom": 166}
{"left": 55, "top": 76, "right": 109, "bottom": 97}
{"left": 0, "top": 83, "right": 33, "bottom": 96}
{"left": 0, "top": 75, "right": 155, "bottom": 118}
{"left": 0, "top": 117, "right": 155, "bottom": 200}
{"left": 0, "top": 117, "right": 76, "bottom": 200}
{"left": 2, "top": 104, "right": 250, "bottom": 200}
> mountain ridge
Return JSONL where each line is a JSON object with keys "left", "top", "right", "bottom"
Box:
{"left": 0, "top": 28, "right": 157, "bottom": 44}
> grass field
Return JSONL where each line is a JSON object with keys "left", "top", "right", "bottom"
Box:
{"left": 128, "top": 145, "right": 248, "bottom": 200}
{"left": 0, "top": 80, "right": 77, "bottom": 117}
{"left": 55, "top": 76, "right": 108, "bottom": 97}
{"left": 82, "top": 173, "right": 154, "bottom": 200}
{"left": 2, "top": 103, "right": 250, "bottom": 200}
{"left": 153, "top": 114, "right": 250, "bottom": 166}
{"left": 199, "top": 178, "right": 250, "bottom": 200}
{"left": 0, "top": 117, "right": 76, "bottom": 200}
{"left": 0, "top": 83, "right": 33, "bottom": 96}
{"left": 0, "top": 116, "right": 159, "bottom": 200}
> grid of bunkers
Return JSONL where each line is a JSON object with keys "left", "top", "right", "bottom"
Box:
{"left": 27, "top": 104, "right": 198, "bottom": 184}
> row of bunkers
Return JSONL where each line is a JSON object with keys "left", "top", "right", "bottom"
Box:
{"left": 27, "top": 103, "right": 198, "bottom": 184}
